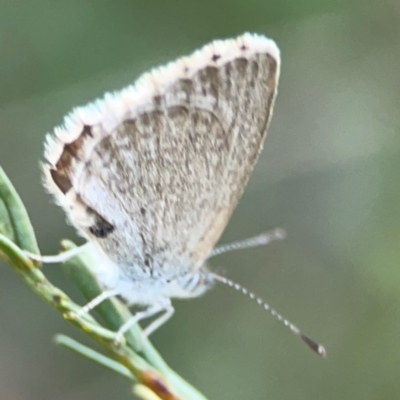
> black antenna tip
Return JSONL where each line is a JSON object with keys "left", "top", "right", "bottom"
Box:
{"left": 300, "top": 334, "right": 327, "bottom": 358}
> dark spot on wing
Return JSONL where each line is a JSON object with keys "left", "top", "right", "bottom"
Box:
{"left": 87, "top": 207, "right": 115, "bottom": 238}
{"left": 211, "top": 54, "right": 220, "bottom": 62}
{"left": 89, "top": 221, "right": 114, "bottom": 238}
{"left": 140, "top": 207, "right": 146, "bottom": 216}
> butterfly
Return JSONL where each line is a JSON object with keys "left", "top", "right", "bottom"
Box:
{"left": 30, "top": 33, "right": 324, "bottom": 356}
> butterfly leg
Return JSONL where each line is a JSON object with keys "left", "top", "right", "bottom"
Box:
{"left": 24, "top": 243, "right": 91, "bottom": 264}
{"left": 143, "top": 304, "right": 175, "bottom": 337}
{"left": 74, "top": 288, "right": 122, "bottom": 318}
{"left": 114, "top": 301, "right": 173, "bottom": 344}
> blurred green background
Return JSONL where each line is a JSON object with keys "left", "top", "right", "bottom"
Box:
{"left": 1, "top": 0, "right": 400, "bottom": 399}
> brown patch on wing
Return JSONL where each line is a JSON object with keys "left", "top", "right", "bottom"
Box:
{"left": 50, "top": 125, "right": 93, "bottom": 194}
{"left": 50, "top": 169, "right": 72, "bottom": 194}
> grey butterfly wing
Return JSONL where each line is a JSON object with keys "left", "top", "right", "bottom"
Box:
{"left": 44, "top": 35, "right": 280, "bottom": 276}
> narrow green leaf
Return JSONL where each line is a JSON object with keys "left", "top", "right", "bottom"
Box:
{"left": 0, "top": 167, "right": 39, "bottom": 254}
{"left": 0, "top": 197, "right": 15, "bottom": 241}
{"left": 54, "top": 334, "right": 135, "bottom": 380}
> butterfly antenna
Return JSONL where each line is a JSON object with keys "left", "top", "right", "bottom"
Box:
{"left": 209, "top": 228, "right": 287, "bottom": 258}
{"left": 211, "top": 273, "right": 326, "bottom": 357}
